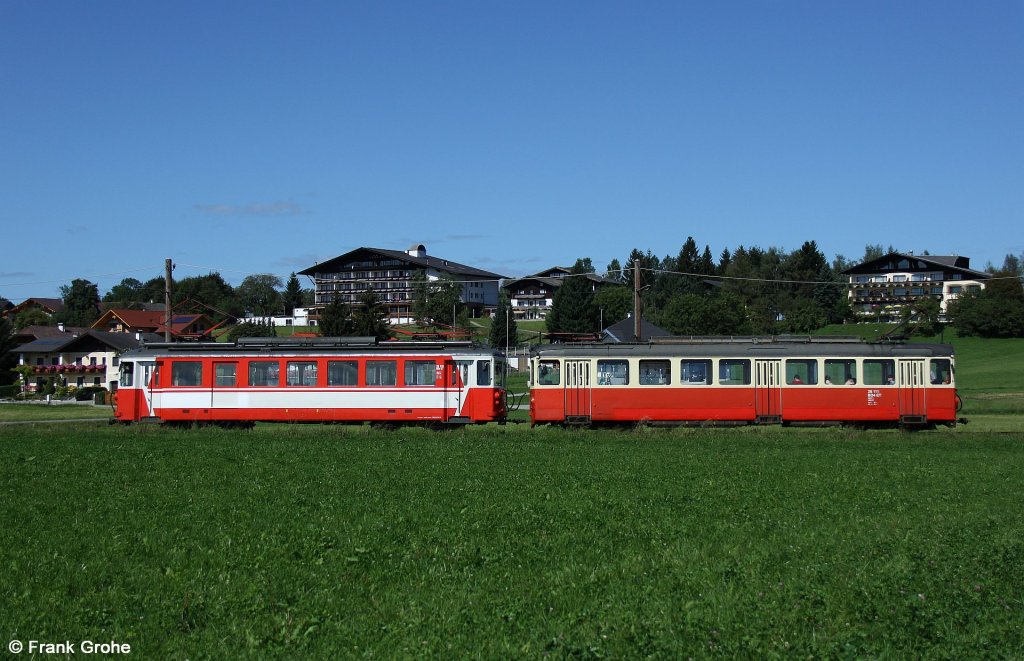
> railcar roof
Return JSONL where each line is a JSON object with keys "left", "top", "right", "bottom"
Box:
{"left": 533, "top": 338, "right": 954, "bottom": 359}
{"left": 119, "top": 337, "right": 498, "bottom": 359}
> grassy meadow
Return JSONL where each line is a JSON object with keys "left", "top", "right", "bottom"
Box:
{"left": 2, "top": 424, "right": 1023, "bottom": 658}
{"left": 1, "top": 331, "right": 1021, "bottom": 656}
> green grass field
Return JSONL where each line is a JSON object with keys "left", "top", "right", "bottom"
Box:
{"left": 2, "top": 332, "right": 1021, "bottom": 656}
{"left": 2, "top": 425, "right": 1023, "bottom": 658}
{"left": 0, "top": 403, "right": 112, "bottom": 422}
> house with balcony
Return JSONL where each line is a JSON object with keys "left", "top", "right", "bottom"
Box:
{"left": 298, "top": 244, "right": 505, "bottom": 323}
{"left": 842, "top": 252, "right": 991, "bottom": 322}
{"left": 16, "top": 330, "right": 156, "bottom": 393}
{"left": 504, "top": 267, "right": 610, "bottom": 321}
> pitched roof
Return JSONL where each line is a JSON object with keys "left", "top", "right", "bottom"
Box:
{"left": 504, "top": 271, "right": 609, "bottom": 289}
{"left": 842, "top": 252, "right": 991, "bottom": 279}
{"left": 15, "top": 325, "right": 89, "bottom": 341}
{"left": 532, "top": 266, "right": 573, "bottom": 278}
{"left": 602, "top": 317, "right": 671, "bottom": 343}
{"left": 91, "top": 309, "right": 207, "bottom": 334}
{"left": 7, "top": 297, "right": 64, "bottom": 315}
{"left": 299, "top": 247, "right": 506, "bottom": 280}
{"left": 17, "top": 330, "right": 152, "bottom": 354}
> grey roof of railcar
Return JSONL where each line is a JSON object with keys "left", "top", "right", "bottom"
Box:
{"left": 118, "top": 337, "right": 498, "bottom": 360}
{"left": 532, "top": 337, "right": 954, "bottom": 359}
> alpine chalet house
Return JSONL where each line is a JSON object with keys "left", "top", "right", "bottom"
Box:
{"left": 504, "top": 267, "right": 609, "bottom": 321}
{"left": 17, "top": 330, "right": 156, "bottom": 393}
{"left": 299, "top": 245, "right": 505, "bottom": 323}
{"left": 842, "top": 252, "right": 991, "bottom": 322}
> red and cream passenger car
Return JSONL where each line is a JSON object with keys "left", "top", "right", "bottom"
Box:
{"left": 113, "top": 337, "right": 506, "bottom": 426}
{"left": 530, "top": 337, "right": 961, "bottom": 428}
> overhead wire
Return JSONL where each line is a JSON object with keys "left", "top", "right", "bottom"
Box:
{"left": 3, "top": 260, "right": 1016, "bottom": 294}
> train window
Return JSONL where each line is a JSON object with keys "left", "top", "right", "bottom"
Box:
{"left": 863, "top": 359, "right": 895, "bottom": 386}
{"left": 477, "top": 360, "right": 491, "bottom": 386}
{"left": 327, "top": 361, "right": 358, "bottom": 386}
{"left": 119, "top": 362, "right": 134, "bottom": 387}
{"left": 824, "top": 360, "right": 857, "bottom": 385}
{"left": 639, "top": 360, "right": 671, "bottom": 385}
{"left": 406, "top": 360, "right": 436, "bottom": 386}
{"left": 537, "top": 360, "right": 560, "bottom": 386}
{"left": 171, "top": 361, "right": 203, "bottom": 387}
{"left": 597, "top": 360, "right": 629, "bottom": 385}
{"left": 931, "top": 359, "right": 953, "bottom": 385}
{"left": 680, "top": 360, "right": 712, "bottom": 385}
{"left": 494, "top": 359, "right": 506, "bottom": 389}
{"left": 249, "top": 361, "right": 280, "bottom": 387}
{"left": 786, "top": 360, "right": 818, "bottom": 385}
{"left": 719, "top": 360, "right": 751, "bottom": 385}
{"left": 455, "top": 361, "right": 472, "bottom": 387}
{"left": 215, "top": 363, "right": 237, "bottom": 387}
{"left": 287, "top": 361, "right": 318, "bottom": 386}
{"left": 366, "top": 360, "right": 397, "bottom": 386}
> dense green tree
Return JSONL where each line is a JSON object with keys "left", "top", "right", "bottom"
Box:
{"left": 573, "top": 257, "right": 596, "bottom": 273}
{"left": 698, "top": 246, "right": 715, "bottom": 276}
{"left": 175, "top": 272, "right": 242, "bottom": 318}
{"left": 604, "top": 258, "right": 624, "bottom": 283}
{"left": 351, "top": 288, "right": 391, "bottom": 340}
{"left": 56, "top": 279, "right": 100, "bottom": 327}
{"left": 718, "top": 247, "right": 732, "bottom": 275}
{"left": 547, "top": 264, "right": 599, "bottom": 334}
{"left": 999, "top": 253, "right": 1023, "bottom": 277}
{"left": 411, "top": 271, "right": 431, "bottom": 326}
{"left": 862, "top": 244, "right": 888, "bottom": 262}
{"left": 657, "top": 291, "right": 750, "bottom": 336}
{"left": 949, "top": 294, "right": 1024, "bottom": 338}
{"left": 411, "top": 272, "right": 463, "bottom": 328}
{"left": 283, "top": 273, "right": 304, "bottom": 315}
{"left": 237, "top": 274, "right": 284, "bottom": 316}
{"left": 0, "top": 315, "right": 16, "bottom": 385}
{"left": 623, "top": 249, "right": 658, "bottom": 290}
{"left": 780, "top": 300, "right": 827, "bottom": 333}
{"left": 949, "top": 269, "right": 1024, "bottom": 338}
{"left": 489, "top": 291, "right": 518, "bottom": 349}
{"left": 813, "top": 265, "right": 851, "bottom": 325}
{"left": 140, "top": 276, "right": 168, "bottom": 304}
{"left": 226, "top": 318, "right": 277, "bottom": 342}
{"left": 12, "top": 307, "right": 51, "bottom": 330}
{"left": 901, "top": 297, "right": 943, "bottom": 337}
{"left": 593, "top": 285, "right": 633, "bottom": 327}
{"left": 783, "top": 241, "right": 828, "bottom": 293}
{"left": 832, "top": 254, "right": 854, "bottom": 273}
{"left": 318, "top": 298, "right": 354, "bottom": 337}
{"left": 103, "top": 278, "right": 144, "bottom": 305}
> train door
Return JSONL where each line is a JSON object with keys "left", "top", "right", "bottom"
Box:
{"left": 564, "top": 359, "right": 592, "bottom": 422}
{"left": 141, "top": 362, "right": 157, "bottom": 413}
{"left": 445, "top": 360, "right": 472, "bottom": 421}
{"left": 754, "top": 359, "right": 782, "bottom": 423}
{"left": 897, "top": 359, "right": 927, "bottom": 423}
{"left": 211, "top": 361, "right": 238, "bottom": 410}
{"left": 121, "top": 361, "right": 157, "bottom": 419}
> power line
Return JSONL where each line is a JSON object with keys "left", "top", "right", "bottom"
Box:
{"left": 0, "top": 266, "right": 158, "bottom": 289}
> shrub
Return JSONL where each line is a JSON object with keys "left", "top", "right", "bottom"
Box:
{"left": 75, "top": 386, "right": 107, "bottom": 401}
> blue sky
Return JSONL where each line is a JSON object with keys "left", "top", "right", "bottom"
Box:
{"left": 2, "top": 1, "right": 1021, "bottom": 298}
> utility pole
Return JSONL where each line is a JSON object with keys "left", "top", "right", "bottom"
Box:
{"left": 633, "top": 260, "right": 642, "bottom": 341}
{"left": 164, "top": 258, "right": 173, "bottom": 342}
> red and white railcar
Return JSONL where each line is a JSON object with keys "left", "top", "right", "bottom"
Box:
{"left": 530, "top": 337, "right": 961, "bottom": 428}
{"left": 113, "top": 337, "right": 506, "bottom": 426}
